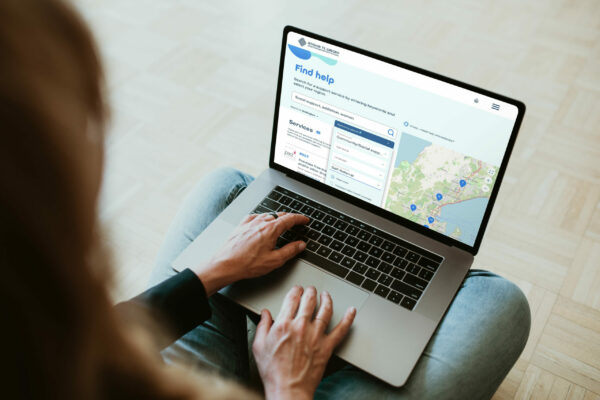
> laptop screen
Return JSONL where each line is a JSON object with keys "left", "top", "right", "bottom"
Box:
{"left": 273, "top": 29, "right": 520, "bottom": 248}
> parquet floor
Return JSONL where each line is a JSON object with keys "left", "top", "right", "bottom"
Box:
{"left": 74, "top": 0, "right": 600, "bottom": 398}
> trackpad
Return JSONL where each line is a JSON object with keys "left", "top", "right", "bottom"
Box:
{"left": 222, "top": 259, "right": 369, "bottom": 331}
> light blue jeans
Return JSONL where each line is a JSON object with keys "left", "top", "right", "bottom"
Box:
{"left": 149, "top": 167, "right": 531, "bottom": 400}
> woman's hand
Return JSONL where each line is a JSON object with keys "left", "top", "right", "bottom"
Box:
{"left": 253, "top": 286, "right": 356, "bottom": 400}
{"left": 192, "top": 212, "right": 309, "bottom": 296}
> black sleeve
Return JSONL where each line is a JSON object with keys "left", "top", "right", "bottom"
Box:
{"left": 114, "top": 268, "right": 212, "bottom": 350}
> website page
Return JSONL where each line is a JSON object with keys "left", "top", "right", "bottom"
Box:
{"left": 274, "top": 31, "right": 518, "bottom": 246}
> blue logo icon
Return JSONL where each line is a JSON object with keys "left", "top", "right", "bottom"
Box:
{"left": 436, "top": 193, "right": 443, "bottom": 201}
{"left": 288, "top": 44, "right": 337, "bottom": 65}
{"left": 316, "top": 130, "right": 321, "bottom": 135}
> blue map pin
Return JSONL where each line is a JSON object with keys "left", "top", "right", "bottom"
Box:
{"left": 459, "top": 179, "right": 466, "bottom": 187}
{"left": 410, "top": 204, "right": 417, "bottom": 211}
{"left": 428, "top": 216, "right": 434, "bottom": 224}
{"left": 436, "top": 193, "right": 443, "bottom": 201}
{"left": 424, "top": 224, "right": 429, "bottom": 228}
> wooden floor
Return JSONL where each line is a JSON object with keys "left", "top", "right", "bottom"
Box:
{"left": 75, "top": 0, "right": 600, "bottom": 398}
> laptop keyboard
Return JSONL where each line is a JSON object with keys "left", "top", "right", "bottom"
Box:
{"left": 252, "top": 186, "right": 443, "bottom": 311}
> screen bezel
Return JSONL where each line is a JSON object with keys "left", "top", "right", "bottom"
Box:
{"left": 269, "top": 26, "right": 525, "bottom": 255}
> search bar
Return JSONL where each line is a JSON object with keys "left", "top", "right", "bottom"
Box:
{"left": 291, "top": 92, "right": 396, "bottom": 139}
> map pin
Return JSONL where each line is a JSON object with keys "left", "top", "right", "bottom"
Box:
{"left": 424, "top": 224, "right": 429, "bottom": 228}
{"left": 459, "top": 179, "right": 466, "bottom": 187}
{"left": 428, "top": 216, "right": 434, "bottom": 224}
{"left": 436, "top": 193, "right": 443, "bottom": 201}
{"left": 410, "top": 204, "right": 417, "bottom": 212}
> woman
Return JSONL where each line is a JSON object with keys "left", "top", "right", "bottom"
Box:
{"left": 0, "top": 0, "right": 530, "bottom": 399}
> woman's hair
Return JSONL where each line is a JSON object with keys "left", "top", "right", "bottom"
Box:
{"left": 0, "top": 1, "right": 254, "bottom": 398}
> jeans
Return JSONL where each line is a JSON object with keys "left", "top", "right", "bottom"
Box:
{"left": 149, "top": 167, "right": 531, "bottom": 400}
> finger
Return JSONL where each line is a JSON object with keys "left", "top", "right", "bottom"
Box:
{"left": 270, "top": 240, "right": 306, "bottom": 263}
{"left": 296, "top": 286, "right": 317, "bottom": 320}
{"left": 272, "top": 213, "right": 310, "bottom": 237}
{"left": 255, "top": 309, "right": 273, "bottom": 340}
{"left": 314, "top": 291, "right": 334, "bottom": 334}
{"left": 243, "top": 213, "right": 259, "bottom": 223}
{"left": 326, "top": 306, "right": 357, "bottom": 349}
{"left": 276, "top": 286, "right": 303, "bottom": 321}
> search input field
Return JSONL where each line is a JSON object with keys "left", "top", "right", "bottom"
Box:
{"left": 292, "top": 92, "right": 396, "bottom": 139}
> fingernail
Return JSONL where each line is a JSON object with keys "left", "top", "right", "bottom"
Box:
{"left": 298, "top": 241, "right": 306, "bottom": 251}
{"left": 350, "top": 306, "right": 357, "bottom": 315}
{"left": 322, "top": 290, "right": 329, "bottom": 297}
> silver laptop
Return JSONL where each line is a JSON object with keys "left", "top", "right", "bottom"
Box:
{"left": 173, "top": 26, "right": 525, "bottom": 387}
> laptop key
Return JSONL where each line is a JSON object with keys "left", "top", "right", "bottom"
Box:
{"left": 322, "top": 226, "right": 336, "bottom": 236}
{"left": 306, "top": 240, "right": 319, "bottom": 252}
{"left": 406, "top": 251, "right": 420, "bottom": 263}
{"left": 267, "top": 191, "right": 282, "bottom": 201}
{"left": 393, "top": 246, "right": 408, "bottom": 257}
{"left": 400, "top": 297, "right": 417, "bottom": 310}
{"left": 365, "top": 268, "right": 380, "bottom": 280}
{"left": 357, "top": 230, "right": 371, "bottom": 241}
{"left": 404, "top": 273, "right": 428, "bottom": 290}
{"left": 306, "top": 229, "right": 320, "bottom": 240}
{"left": 331, "top": 240, "right": 344, "bottom": 251}
{"left": 312, "top": 210, "right": 326, "bottom": 221}
{"left": 347, "top": 271, "right": 365, "bottom": 286}
{"left": 353, "top": 251, "right": 367, "bottom": 262}
{"left": 418, "top": 257, "right": 440, "bottom": 271}
{"left": 406, "top": 263, "right": 420, "bottom": 275}
{"left": 290, "top": 200, "right": 303, "bottom": 210}
{"left": 310, "top": 220, "right": 325, "bottom": 231}
{"left": 377, "top": 274, "right": 393, "bottom": 286}
{"left": 341, "top": 257, "right": 356, "bottom": 269}
{"left": 323, "top": 215, "right": 336, "bottom": 225}
{"left": 419, "top": 269, "right": 434, "bottom": 281}
{"left": 393, "top": 258, "right": 408, "bottom": 269}
{"left": 391, "top": 280, "right": 422, "bottom": 300}
{"left": 345, "top": 236, "right": 359, "bottom": 246}
{"left": 328, "top": 251, "right": 343, "bottom": 263}
{"left": 381, "top": 252, "right": 395, "bottom": 263}
{"left": 317, "top": 235, "right": 332, "bottom": 246}
{"left": 361, "top": 279, "right": 377, "bottom": 292}
{"left": 382, "top": 241, "right": 395, "bottom": 252}
{"left": 301, "top": 205, "right": 315, "bottom": 215}
{"left": 317, "top": 246, "right": 332, "bottom": 258}
{"left": 278, "top": 205, "right": 292, "bottom": 213}
{"left": 378, "top": 262, "right": 392, "bottom": 274}
{"left": 391, "top": 267, "right": 406, "bottom": 280}
{"left": 334, "top": 220, "right": 348, "bottom": 230}
{"left": 368, "top": 236, "right": 383, "bottom": 246}
{"left": 387, "top": 291, "right": 402, "bottom": 304}
{"left": 333, "top": 231, "right": 348, "bottom": 241}
{"left": 279, "top": 195, "right": 292, "bottom": 205}
{"left": 345, "top": 225, "right": 360, "bottom": 236}
{"left": 300, "top": 250, "right": 349, "bottom": 279}
{"left": 366, "top": 256, "right": 380, "bottom": 268}
{"left": 357, "top": 241, "right": 371, "bottom": 252}
{"left": 368, "top": 247, "right": 383, "bottom": 257}
{"left": 375, "top": 285, "right": 390, "bottom": 298}
{"left": 353, "top": 263, "right": 367, "bottom": 274}
{"left": 341, "top": 245, "right": 356, "bottom": 257}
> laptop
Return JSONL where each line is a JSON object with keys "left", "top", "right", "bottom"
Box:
{"left": 172, "top": 26, "right": 525, "bottom": 386}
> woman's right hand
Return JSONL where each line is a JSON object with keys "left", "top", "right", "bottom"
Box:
{"left": 252, "top": 286, "right": 357, "bottom": 400}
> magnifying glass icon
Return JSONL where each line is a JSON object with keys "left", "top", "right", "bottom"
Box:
{"left": 387, "top": 129, "right": 394, "bottom": 137}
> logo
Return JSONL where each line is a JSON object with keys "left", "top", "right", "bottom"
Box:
{"left": 288, "top": 44, "right": 337, "bottom": 66}
{"left": 283, "top": 148, "right": 297, "bottom": 160}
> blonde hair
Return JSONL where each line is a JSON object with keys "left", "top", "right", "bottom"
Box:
{"left": 0, "top": 0, "right": 257, "bottom": 398}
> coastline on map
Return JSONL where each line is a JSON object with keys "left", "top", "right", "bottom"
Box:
{"left": 436, "top": 197, "right": 488, "bottom": 245}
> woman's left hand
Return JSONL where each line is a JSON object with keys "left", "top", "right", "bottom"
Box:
{"left": 192, "top": 212, "right": 309, "bottom": 296}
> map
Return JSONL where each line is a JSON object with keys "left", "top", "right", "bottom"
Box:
{"left": 384, "top": 133, "right": 497, "bottom": 246}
